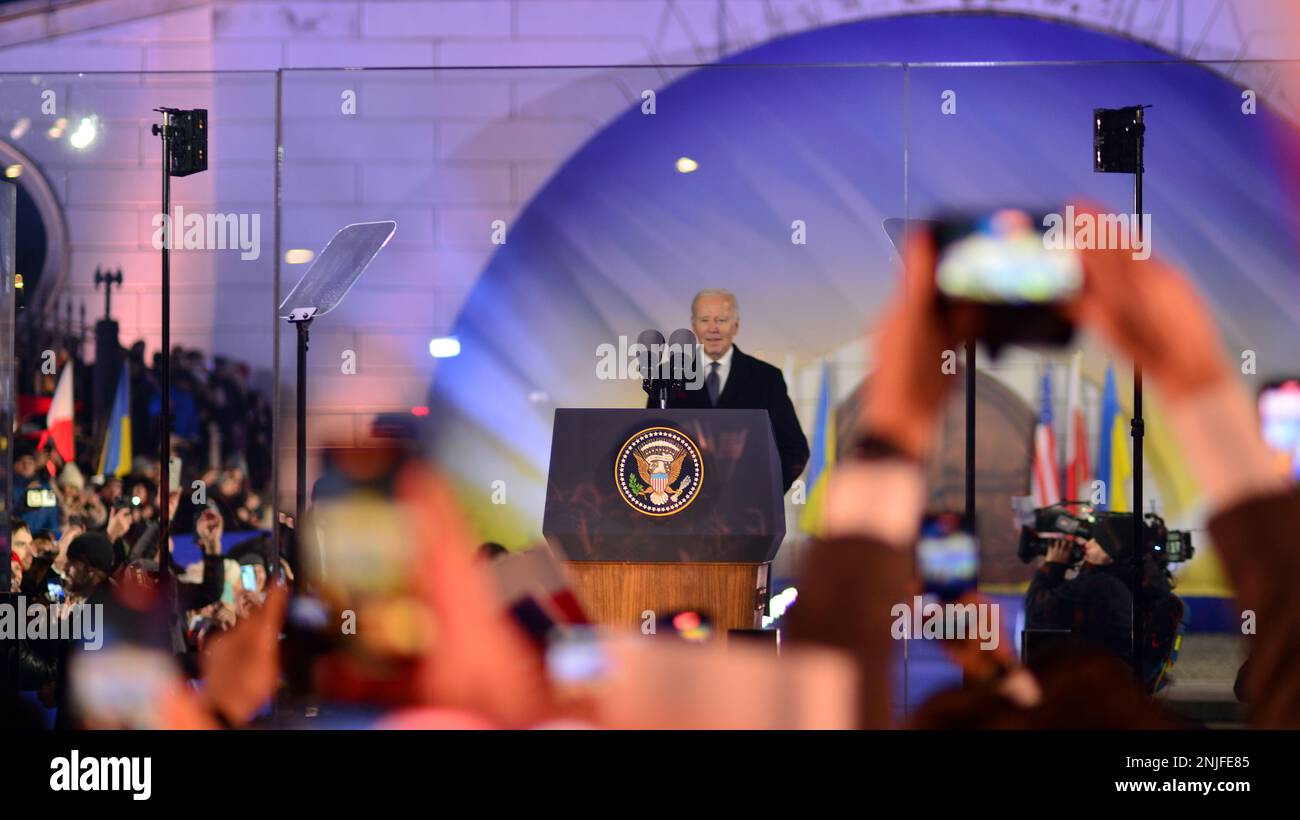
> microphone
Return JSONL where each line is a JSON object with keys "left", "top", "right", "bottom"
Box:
{"left": 635, "top": 329, "right": 666, "bottom": 401}
{"left": 667, "top": 328, "right": 698, "bottom": 393}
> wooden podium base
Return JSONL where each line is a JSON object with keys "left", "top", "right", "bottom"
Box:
{"left": 562, "top": 561, "right": 770, "bottom": 636}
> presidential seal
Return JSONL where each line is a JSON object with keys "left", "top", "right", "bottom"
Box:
{"left": 615, "top": 426, "right": 703, "bottom": 516}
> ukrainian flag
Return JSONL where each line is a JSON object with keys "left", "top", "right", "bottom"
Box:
{"left": 1095, "top": 364, "right": 1132, "bottom": 511}
{"left": 800, "top": 362, "right": 836, "bottom": 536}
{"left": 98, "top": 363, "right": 132, "bottom": 478}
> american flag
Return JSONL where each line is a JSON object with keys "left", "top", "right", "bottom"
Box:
{"left": 1032, "top": 369, "right": 1061, "bottom": 507}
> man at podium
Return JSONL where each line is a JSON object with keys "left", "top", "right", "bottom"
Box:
{"left": 647, "top": 288, "right": 809, "bottom": 492}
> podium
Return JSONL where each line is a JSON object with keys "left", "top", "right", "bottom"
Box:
{"left": 543, "top": 409, "right": 786, "bottom": 635}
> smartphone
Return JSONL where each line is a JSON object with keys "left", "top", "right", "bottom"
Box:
{"left": 168, "top": 457, "right": 182, "bottom": 493}
{"left": 546, "top": 626, "right": 611, "bottom": 687}
{"left": 1259, "top": 378, "right": 1300, "bottom": 479}
{"left": 932, "top": 209, "right": 1082, "bottom": 350}
{"left": 46, "top": 580, "right": 66, "bottom": 603}
{"left": 508, "top": 596, "right": 559, "bottom": 647}
{"left": 917, "top": 513, "right": 979, "bottom": 600}
{"left": 25, "top": 488, "right": 58, "bottom": 509}
{"left": 69, "top": 647, "right": 179, "bottom": 729}
{"left": 302, "top": 444, "right": 431, "bottom": 663}
{"left": 240, "top": 564, "right": 258, "bottom": 592}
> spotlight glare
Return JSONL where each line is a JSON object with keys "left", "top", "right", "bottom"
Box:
{"left": 428, "top": 336, "right": 461, "bottom": 358}
{"left": 4, "top": 164, "right": 21, "bottom": 179}
{"left": 284, "top": 249, "right": 314, "bottom": 264}
{"left": 69, "top": 116, "right": 97, "bottom": 149}
{"left": 675, "top": 156, "right": 699, "bottom": 174}
{"left": 10, "top": 118, "right": 29, "bottom": 140}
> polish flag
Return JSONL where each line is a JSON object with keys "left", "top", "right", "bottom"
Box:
{"left": 44, "top": 361, "right": 75, "bottom": 464}
{"left": 1031, "top": 369, "right": 1061, "bottom": 507}
{"left": 1064, "top": 352, "right": 1091, "bottom": 503}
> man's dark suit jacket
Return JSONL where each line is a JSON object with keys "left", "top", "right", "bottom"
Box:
{"left": 646, "top": 344, "right": 809, "bottom": 492}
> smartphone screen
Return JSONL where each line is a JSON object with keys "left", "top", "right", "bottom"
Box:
{"left": 1259, "top": 379, "right": 1300, "bottom": 479}
{"left": 69, "top": 647, "right": 179, "bottom": 729}
{"left": 918, "top": 513, "right": 979, "bottom": 600}
{"left": 546, "top": 626, "right": 611, "bottom": 687}
{"left": 240, "top": 564, "right": 258, "bottom": 592}
{"left": 934, "top": 209, "right": 1082, "bottom": 305}
{"left": 25, "top": 488, "right": 57, "bottom": 508}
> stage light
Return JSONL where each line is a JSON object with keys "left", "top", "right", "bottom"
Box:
{"left": 69, "top": 116, "right": 98, "bottom": 149}
{"left": 761, "top": 586, "right": 798, "bottom": 628}
{"left": 284, "top": 249, "right": 314, "bottom": 264}
{"left": 429, "top": 336, "right": 461, "bottom": 358}
{"left": 411, "top": 406, "right": 430, "bottom": 417}
{"left": 4, "top": 164, "right": 21, "bottom": 179}
{"left": 10, "top": 118, "right": 29, "bottom": 139}
{"left": 675, "top": 156, "right": 698, "bottom": 174}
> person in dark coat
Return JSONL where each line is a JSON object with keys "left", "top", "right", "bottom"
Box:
{"left": 649, "top": 288, "right": 809, "bottom": 491}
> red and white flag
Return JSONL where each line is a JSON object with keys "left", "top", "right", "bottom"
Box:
{"left": 1064, "top": 351, "right": 1091, "bottom": 503}
{"left": 43, "top": 360, "right": 75, "bottom": 464}
{"left": 1031, "top": 369, "right": 1061, "bottom": 507}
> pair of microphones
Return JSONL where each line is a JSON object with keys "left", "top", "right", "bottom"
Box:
{"left": 635, "top": 328, "right": 699, "bottom": 409}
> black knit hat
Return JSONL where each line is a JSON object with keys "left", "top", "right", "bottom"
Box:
{"left": 66, "top": 531, "right": 117, "bottom": 576}
{"left": 1093, "top": 514, "right": 1136, "bottom": 563}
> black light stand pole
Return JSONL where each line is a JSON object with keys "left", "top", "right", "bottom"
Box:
{"left": 965, "top": 338, "right": 976, "bottom": 524}
{"left": 1130, "top": 107, "right": 1146, "bottom": 677}
{"left": 150, "top": 106, "right": 205, "bottom": 577}
{"left": 153, "top": 110, "right": 173, "bottom": 576}
{"left": 962, "top": 337, "right": 977, "bottom": 690}
{"left": 1094, "top": 104, "right": 1149, "bottom": 676}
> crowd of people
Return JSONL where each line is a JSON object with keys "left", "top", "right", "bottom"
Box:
{"left": 4, "top": 328, "right": 280, "bottom": 726}
{"left": 4, "top": 211, "right": 1299, "bottom": 730}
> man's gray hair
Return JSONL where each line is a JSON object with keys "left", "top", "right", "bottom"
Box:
{"left": 691, "top": 288, "right": 739, "bottom": 319}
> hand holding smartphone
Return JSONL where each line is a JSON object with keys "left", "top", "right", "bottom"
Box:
{"left": 917, "top": 513, "right": 979, "bottom": 601}
{"left": 932, "top": 209, "right": 1083, "bottom": 352}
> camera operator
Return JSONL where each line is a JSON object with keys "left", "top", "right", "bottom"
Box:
{"left": 1025, "top": 531, "right": 1134, "bottom": 664}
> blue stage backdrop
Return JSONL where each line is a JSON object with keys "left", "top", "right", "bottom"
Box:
{"left": 424, "top": 12, "right": 1300, "bottom": 551}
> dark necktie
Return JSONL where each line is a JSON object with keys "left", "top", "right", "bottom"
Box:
{"left": 706, "top": 361, "right": 720, "bottom": 406}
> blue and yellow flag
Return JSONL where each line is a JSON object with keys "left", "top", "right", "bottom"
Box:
{"left": 1095, "top": 364, "right": 1131, "bottom": 511}
{"left": 98, "top": 363, "right": 132, "bottom": 478}
{"left": 800, "top": 362, "right": 836, "bottom": 536}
